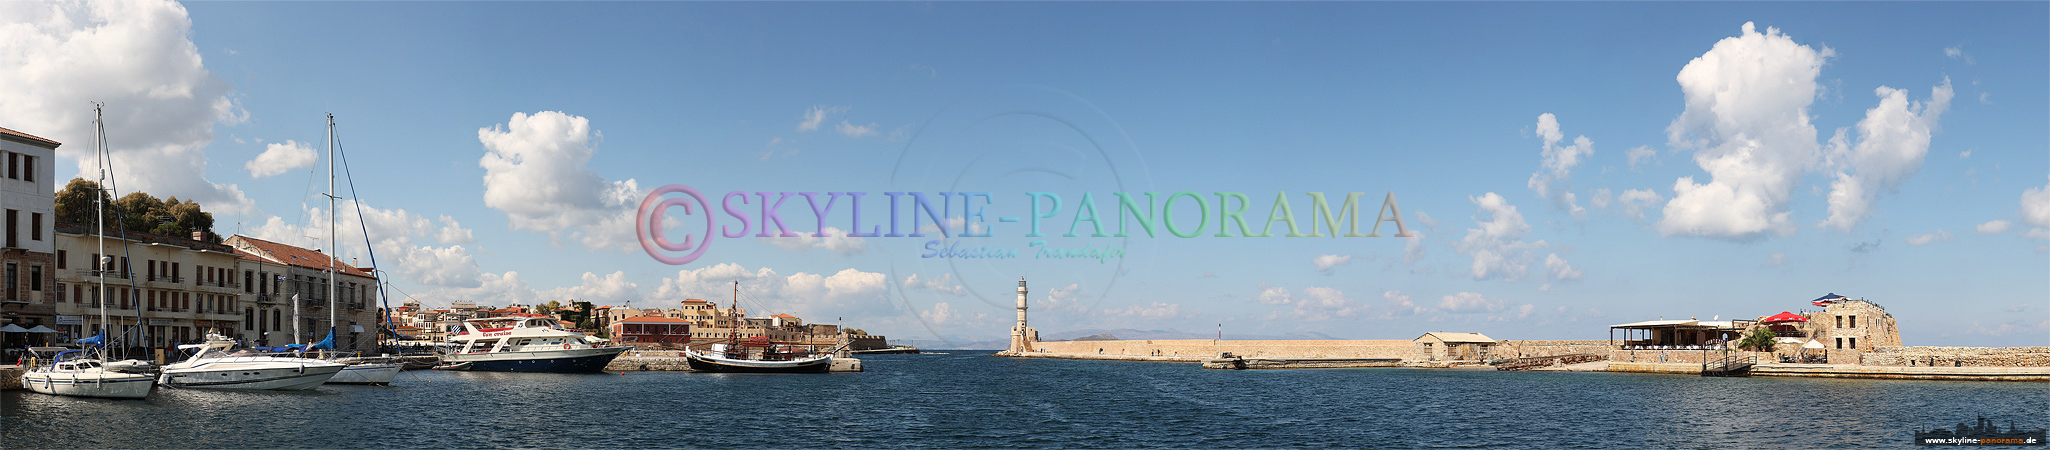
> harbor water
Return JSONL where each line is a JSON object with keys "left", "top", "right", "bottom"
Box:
{"left": 4, "top": 352, "right": 2044, "bottom": 449}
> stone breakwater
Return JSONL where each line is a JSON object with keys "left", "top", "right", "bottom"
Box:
{"left": 1860, "top": 346, "right": 2050, "bottom": 367}
{"left": 1031, "top": 339, "right": 1414, "bottom": 359}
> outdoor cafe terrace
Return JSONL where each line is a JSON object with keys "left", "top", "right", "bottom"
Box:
{"left": 1609, "top": 319, "right": 1755, "bottom": 350}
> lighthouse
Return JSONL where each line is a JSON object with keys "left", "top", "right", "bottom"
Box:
{"left": 1006, "top": 276, "right": 1037, "bottom": 355}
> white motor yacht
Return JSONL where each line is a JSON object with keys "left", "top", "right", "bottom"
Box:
{"left": 158, "top": 334, "right": 345, "bottom": 390}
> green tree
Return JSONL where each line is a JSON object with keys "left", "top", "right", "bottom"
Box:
{"left": 1738, "top": 328, "right": 1778, "bottom": 352}
{"left": 115, "top": 192, "right": 167, "bottom": 234}
{"left": 54, "top": 178, "right": 114, "bottom": 225}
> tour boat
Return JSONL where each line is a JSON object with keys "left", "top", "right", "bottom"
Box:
{"left": 21, "top": 347, "right": 155, "bottom": 399}
{"left": 435, "top": 315, "right": 630, "bottom": 373}
{"left": 158, "top": 334, "right": 346, "bottom": 390}
{"left": 684, "top": 342, "right": 833, "bottom": 373}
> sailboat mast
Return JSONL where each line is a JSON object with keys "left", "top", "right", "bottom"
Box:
{"left": 326, "top": 114, "right": 339, "bottom": 351}
{"left": 91, "top": 104, "right": 109, "bottom": 354}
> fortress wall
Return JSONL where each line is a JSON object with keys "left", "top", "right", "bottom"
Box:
{"left": 1494, "top": 340, "right": 1612, "bottom": 358}
{"left": 1032, "top": 339, "right": 1414, "bottom": 359}
{"left": 1861, "top": 346, "right": 2050, "bottom": 367}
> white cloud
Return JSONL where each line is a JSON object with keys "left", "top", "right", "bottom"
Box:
{"left": 541, "top": 271, "right": 641, "bottom": 303}
{"left": 1402, "top": 235, "right": 1427, "bottom": 265}
{"left": 1976, "top": 220, "right": 2011, "bottom": 234}
{"left": 1543, "top": 253, "right": 1582, "bottom": 281}
{"left": 1625, "top": 146, "right": 1658, "bottom": 170}
{"left": 760, "top": 226, "right": 869, "bottom": 256}
{"left": 1103, "top": 302, "right": 1189, "bottom": 320}
{"left": 1944, "top": 45, "right": 1975, "bottom": 64}
{"left": 836, "top": 121, "right": 879, "bottom": 138}
{"left": 0, "top": 0, "right": 254, "bottom": 214}
{"left": 477, "top": 111, "right": 641, "bottom": 252}
{"left": 1250, "top": 284, "right": 1367, "bottom": 320}
{"left": 245, "top": 140, "right": 317, "bottom": 178}
{"left": 1905, "top": 230, "right": 1954, "bottom": 246}
{"left": 1765, "top": 252, "right": 1787, "bottom": 267}
{"left": 1959, "top": 149, "right": 1972, "bottom": 159}
{"left": 1527, "top": 113, "right": 1593, "bottom": 217}
{"left": 435, "top": 216, "right": 475, "bottom": 244}
{"left": 2022, "top": 178, "right": 2050, "bottom": 230}
{"left": 417, "top": 271, "right": 539, "bottom": 309}
{"left": 1381, "top": 291, "right": 1421, "bottom": 317}
{"left": 1453, "top": 193, "right": 1547, "bottom": 281}
{"left": 1617, "top": 189, "right": 1663, "bottom": 220}
{"left": 901, "top": 273, "right": 967, "bottom": 296}
{"left": 798, "top": 105, "right": 843, "bottom": 132}
{"left": 1312, "top": 254, "right": 1354, "bottom": 275}
{"left": 1437, "top": 292, "right": 1506, "bottom": 314}
{"left": 244, "top": 199, "right": 485, "bottom": 288}
{"left": 1820, "top": 79, "right": 1953, "bottom": 231}
{"left": 920, "top": 302, "right": 958, "bottom": 325}
{"left": 1659, "top": 22, "right": 1831, "bottom": 240}
{"left": 649, "top": 263, "right": 890, "bottom": 319}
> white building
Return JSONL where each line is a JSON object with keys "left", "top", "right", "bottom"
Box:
{"left": 0, "top": 126, "right": 56, "bottom": 346}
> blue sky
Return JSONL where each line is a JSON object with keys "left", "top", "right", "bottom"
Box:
{"left": 3, "top": 1, "right": 2043, "bottom": 346}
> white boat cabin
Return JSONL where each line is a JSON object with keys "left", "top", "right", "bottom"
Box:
{"left": 452, "top": 316, "right": 595, "bottom": 354}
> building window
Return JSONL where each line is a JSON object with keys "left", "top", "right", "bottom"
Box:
{"left": 1835, "top": 316, "right": 1843, "bottom": 328}
{"left": 55, "top": 282, "right": 65, "bottom": 302}
{"left": 1849, "top": 337, "right": 1857, "bottom": 349}
{"left": 29, "top": 265, "right": 41, "bottom": 291}
{"left": 23, "top": 155, "right": 32, "bottom": 183}
{"left": 1849, "top": 316, "right": 1857, "bottom": 328}
{"left": 5, "top": 263, "right": 16, "bottom": 301}
{"left": 4, "top": 209, "right": 15, "bottom": 248}
{"left": 8, "top": 152, "right": 17, "bottom": 179}
{"left": 246, "top": 308, "right": 254, "bottom": 330}
{"left": 245, "top": 271, "right": 254, "bottom": 293}
{"left": 30, "top": 212, "right": 40, "bottom": 241}
{"left": 56, "top": 250, "right": 64, "bottom": 269}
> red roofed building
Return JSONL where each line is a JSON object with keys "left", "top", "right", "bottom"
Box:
{"left": 609, "top": 316, "right": 691, "bottom": 348}
{"left": 225, "top": 234, "right": 379, "bottom": 351}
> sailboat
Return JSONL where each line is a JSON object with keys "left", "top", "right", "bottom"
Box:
{"left": 681, "top": 281, "right": 833, "bottom": 373}
{"left": 311, "top": 113, "right": 400, "bottom": 385}
{"left": 23, "top": 105, "right": 158, "bottom": 398}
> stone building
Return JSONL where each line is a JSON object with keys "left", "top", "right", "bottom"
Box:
{"left": 1413, "top": 332, "right": 1496, "bottom": 361}
{"left": 1754, "top": 299, "right": 1902, "bottom": 363}
{"left": 609, "top": 316, "right": 691, "bottom": 348}
{"left": 0, "top": 126, "right": 56, "bottom": 347}
{"left": 53, "top": 222, "right": 243, "bottom": 354}
{"left": 224, "top": 235, "right": 378, "bottom": 352}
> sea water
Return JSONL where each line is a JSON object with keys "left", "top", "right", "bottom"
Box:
{"left": 3, "top": 352, "right": 2044, "bottom": 449}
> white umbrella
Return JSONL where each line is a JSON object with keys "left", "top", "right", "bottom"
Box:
{"left": 0, "top": 324, "right": 28, "bottom": 333}
{"left": 1776, "top": 337, "right": 1805, "bottom": 344}
{"left": 26, "top": 325, "right": 60, "bottom": 333}
{"left": 1802, "top": 339, "right": 1825, "bottom": 349}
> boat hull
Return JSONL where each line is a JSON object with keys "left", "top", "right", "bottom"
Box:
{"left": 159, "top": 363, "right": 344, "bottom": 390}
{"left": 328, "top": 363, "right": 403, "bottom": 385}
{"left": 685, "top": 352, "right": 832, "bottom": 374}
{"left": 22, "top": 372, "right": 155, "bottom": 399}
{"left": 437, "top": 346, "right": 629, "bottom": 373}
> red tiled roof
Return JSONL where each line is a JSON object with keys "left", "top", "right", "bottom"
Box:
{"left": 682, "top": 298, "right": 707, "bottom": 303}
{"left": 0, "top": 126, "right": 59, "bottom": 147}
{"left": 228, "top": 235, "right": 372, "bottom": 276}
{"left": 771, "top": 314, "right": 797, "bottom": 318}
{"left": 617, "top": 316, "right": 691, "bottom": 324}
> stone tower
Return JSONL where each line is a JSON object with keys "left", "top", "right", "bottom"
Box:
{"left": 1005, "top": 276, "right": 1037, "bottom": 355}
